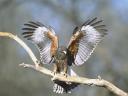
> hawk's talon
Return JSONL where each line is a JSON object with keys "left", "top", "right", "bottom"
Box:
{"left": 51, "top": 76, "right": 56, "bottom": 81}
{"left": 61, "top": 72, "right": 68, "bottom": 77}
{"left": 51, "top": 71, "right": 58, "bottom": 81}
{"left": 66, "top": 82, "right": 72, "bottom": 84}
{"left": 53, "top": 72, "right": 57, "bottom": 75}
{"left": 35, "top": 60, "right": 41, "bottom": 68}
{"left": 36, "top": 60, "right": 41, "bottom": 64}
{"left": 52, "top": 71, "right": 57, "bottom": 76}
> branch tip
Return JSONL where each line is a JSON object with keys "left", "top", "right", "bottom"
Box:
{"left": 98, "top": 75, "right": 102, "bottom": 80}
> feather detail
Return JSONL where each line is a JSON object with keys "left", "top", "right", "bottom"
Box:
{"left": 22, "top": 21, "right": 58, "bottom": 64}
{"left": 68, "top": 17, "right": 107, "bottom": 66}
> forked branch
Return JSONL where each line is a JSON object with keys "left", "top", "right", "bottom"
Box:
{"left": 0, "top": 32, "right": 128, "bottom": 96}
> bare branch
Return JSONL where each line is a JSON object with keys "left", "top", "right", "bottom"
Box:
{"left": 0, "top": 32, "right": 128, "bottom": 96}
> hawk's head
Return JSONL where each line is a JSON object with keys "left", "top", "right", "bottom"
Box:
{"left": 55, "top": 46, "right": 67, "bottom": 60}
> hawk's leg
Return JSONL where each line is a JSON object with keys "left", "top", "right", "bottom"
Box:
{"left": 61, "top": 62, "right": 68, "bottom": 77}
{"left": 53, "top": 63, "right": 58, "bottom": 75}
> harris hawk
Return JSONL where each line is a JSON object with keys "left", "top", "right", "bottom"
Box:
{"left": 22, "top": 17, "right": 107, "bottom": 94}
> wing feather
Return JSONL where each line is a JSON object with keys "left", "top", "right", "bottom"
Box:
{"left": 68, "top": 17, "right": 107, "bottom": 66}
{"left": 22, "top": 21, "right": 58, "bottom": 64}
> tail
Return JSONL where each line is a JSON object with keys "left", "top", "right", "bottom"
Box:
{"left": 53, "top": 68, "right": 80, "bottom": 94}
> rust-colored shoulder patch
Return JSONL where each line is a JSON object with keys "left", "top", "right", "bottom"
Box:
{"left": 47, "top": 31, "right": 58, "bottom": 56}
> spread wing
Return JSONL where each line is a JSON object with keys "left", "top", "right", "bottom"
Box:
{"left": 22, "top": 21, "right": 58, "bottom": 64}
{"left": 67, "top": 17, "right": 107, "bottom": 66}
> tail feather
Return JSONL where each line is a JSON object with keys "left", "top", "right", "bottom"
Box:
{"left": 53, "top": 83, "right": 64, "bottom": 94}
{"left": 53, "top": 68, "right": 80, "bottom": 94}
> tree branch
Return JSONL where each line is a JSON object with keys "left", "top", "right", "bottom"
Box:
{"left": 0, "top": 32, "right": 128, "bottom": 96}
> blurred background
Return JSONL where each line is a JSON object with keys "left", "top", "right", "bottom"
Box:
{"left": 0, "top": 0, "right": 128, "bottom": 96}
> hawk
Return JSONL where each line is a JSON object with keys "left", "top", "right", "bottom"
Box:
{"left": 22, "top": 17, "right": 107, "bottom": 94}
